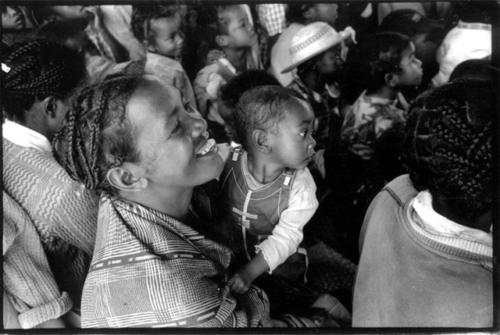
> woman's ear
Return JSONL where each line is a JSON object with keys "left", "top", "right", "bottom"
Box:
{"left": 43, "top": 96, "right": 58, "bottom": 118}
{"left": 251, "top": 129, "right": 270, "bottom": 153}
{"left": 106, "top": 165, "right": 147, "bottom": 193}
{"left": 385, "top": 73, "right": 398, "bottom": 88}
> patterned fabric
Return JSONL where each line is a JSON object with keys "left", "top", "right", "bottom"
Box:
{"left": 288, "top": 76, "right": 342, "bottom": 150}
{"left": 3, "top": 192, "right": 72, "bottom": 328}
{"left": 3, "top": 139, "right": 98, "bottom": 310}
{"left": 145, "top": 52, "right": 197, "bottom": 108}
{"left": 340, "top": 91, "right": 408, "bottom": 154}
{"left": 81, "top": 194, "right": 272, "bottom": 328}
{"left": 257, "top": 4, "right": 287, "bottom": 37}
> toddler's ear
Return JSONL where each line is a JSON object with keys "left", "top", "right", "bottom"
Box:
{"left": 252, "top": 129, "right": 270, "bottom": 153}
{"left": 215, "top": 35, "right": 230, "bottom": 48}
{"left": 385, "top": 73, "right": 398, "bottom": 88}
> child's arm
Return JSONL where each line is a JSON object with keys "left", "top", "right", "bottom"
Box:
{"left": 228, "top": 252, "right": 268, "bottom": 294}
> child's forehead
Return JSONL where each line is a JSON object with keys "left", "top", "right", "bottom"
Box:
{"left": 150, "top": 14, "right": 180, "bottom": 32}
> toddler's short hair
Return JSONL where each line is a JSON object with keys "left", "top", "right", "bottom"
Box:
{"left": 234, "top": 85, "right": 306, "bottom": 150}
{"left": 131, "top": 5, "right": 179, "bottom": 44}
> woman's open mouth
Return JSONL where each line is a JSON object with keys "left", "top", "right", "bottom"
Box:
{"left": 195, "top": 138, "right": 217, "bottom": 157}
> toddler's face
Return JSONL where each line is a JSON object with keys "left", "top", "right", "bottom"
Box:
{"left": 2, "top": 6, "right": 26, "bottom": 30}
{"left": 267, "top": 100, "right": 316, "bottom": 170}
{"left": 149, "top": 14, "right": 184, "bottom": 59}
{"left": 396, "top": 42, "right": 423, "bottom": 87}
{"left": 224, "top": 7, "right": 257, "bottom": 48}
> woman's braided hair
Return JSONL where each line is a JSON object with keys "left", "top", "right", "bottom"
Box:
{"left": 53, "top": 73, "right": 143, "bottom": 193}
{"left": 402, "top": 79, "right": 495, "bottom": 222}
{"left": 2, "top": 39, "right": 85, "bottom": 123}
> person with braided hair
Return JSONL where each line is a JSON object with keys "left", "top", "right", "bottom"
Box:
{"left": 352, "top": 79, "right": 495, "bottom": 327}
{"left": 2, "top": 39, "right": 98, "bottom": 327}
{"left": 53, "top": 74, "right": 350, "bottom": 328}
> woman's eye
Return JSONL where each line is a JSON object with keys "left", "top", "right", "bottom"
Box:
{"left": 300, "top": 130, "right": 308, "bottom": 138}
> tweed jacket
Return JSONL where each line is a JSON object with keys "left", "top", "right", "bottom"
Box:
{"left": 81, "top": 194, "right": 271, "bottom": 328}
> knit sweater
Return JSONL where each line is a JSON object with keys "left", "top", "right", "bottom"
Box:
{"left": 3, "top": 192, "right": 72, "bottom": 328}
{"left": 353, "top": 174, "right": 492, "bottom": 327}
{"left": 3, "top": 138, "right": 99, "bottom": 310}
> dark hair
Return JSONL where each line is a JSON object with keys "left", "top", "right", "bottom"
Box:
{"left": 219, "top": 70, "right": 280, "bottom": 110}
{"left": 285, "top": 3, "right": 315, "bottom": 25}
{"left": 131, "top": 5, "right": 179, "bottom": 44}
{"left": 449, "top": 58, "right": 495, "bottom": 82}
{"left": 2, "top": 39, "right": 86, "bottom": 123}
{"left": 53, "top": 74, "right": 143, "bottom": 194}
{"left": 342, "top": 32, "right": 411, "bottom": 103}
{"left": 379, "top": 9, "right": 445, "bottom": 42}
{"left": 234, "top": 85, "right": 306, "bottom": 150}
{"left": 453, "top": 2, "right": 495, "bottom": 24}
{"left": 402, "top": 79, "right": 495, "bottom": 222}
{"left": 36, "top": 18, "right": 89, "bottom": 48}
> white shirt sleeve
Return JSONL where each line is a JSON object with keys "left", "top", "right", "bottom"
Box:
{"left": 255, "top": 167, "right": 319, "bottom": 273}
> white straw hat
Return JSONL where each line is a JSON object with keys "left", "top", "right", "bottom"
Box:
{"left": 282, "top": 22, "right": 355, "bottom": 73}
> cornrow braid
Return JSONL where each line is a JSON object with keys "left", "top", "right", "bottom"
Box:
{"left": 402, "top": 79, "right": 495, "bottom": 221}
{"left": 53, "top": 74, "right": 143, "bottom": 193}
{"left": 2, "top": 39, "right": 85, "bottom": 122}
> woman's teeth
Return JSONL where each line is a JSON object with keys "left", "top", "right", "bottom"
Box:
{"left": 196, "top": 138, "right": 217, "bottom": 157}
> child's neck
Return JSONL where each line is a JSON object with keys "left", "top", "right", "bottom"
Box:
{"left": 223, "top": 47, "right": 248, "bottom": 72}
{"left": 246, "top": 152, "right": 284, "bottom": 184}
{"left": 368, "top": 86, "right": 399, "bottom": 101}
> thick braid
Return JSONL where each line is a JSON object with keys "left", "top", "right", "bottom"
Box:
{"left": 402, "top": 80, "right": 494, "bottom": 221}
{"left": 54, "top": 74, "right": 142, "bottom": 192}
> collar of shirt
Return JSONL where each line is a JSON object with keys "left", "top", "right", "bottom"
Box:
{"left": 411, "top": 190, "right": 492, "bottom": 250}
{"left": 3, "top": 119, "right": 52, "bottom": 154}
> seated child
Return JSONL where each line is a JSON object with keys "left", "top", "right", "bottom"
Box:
{"left": 213, "top": 85, "right": 318, "bottom": 297}
{"left": 131, "top": 5, "right": 196, "bottom": 107}
{"left": 194, "top": 5, "right": 260, "bottom": 138}
{"left": 2, "top": 5, "right": 36, "bottom": 47}
{"left": 341, "top": 32, "right": 422, "bottom": 171}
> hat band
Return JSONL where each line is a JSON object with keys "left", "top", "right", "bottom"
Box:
{"left": 290, "top": 25, "right": 331, "bottom": 55}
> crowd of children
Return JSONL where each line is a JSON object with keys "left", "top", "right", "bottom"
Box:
{"left": 2, "top": 1, "right": 496, "bottom": 329}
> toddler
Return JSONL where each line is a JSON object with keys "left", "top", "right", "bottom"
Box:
{"left": 194, "top": 5, "right": 260, "bottom": 132}
{"left": 214, "top": 86, "right": 318, "bottom": 295}
{"left": 131, "top": 5, "right": 196, "bottom": 106}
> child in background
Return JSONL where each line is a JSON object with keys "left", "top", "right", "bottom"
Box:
{"left": 2, "top": 6, "right": 36, "bottom": 47}
{"left": 218, "top": 70, "right": 280, "bottom": 144}
{"left": 131, "top": 5, "right": 196, "bottom": 107}
{"left": 214, "top": 86, "right": 318, "bottom": 298}
{"left": 339, "top": 32, "right": 422, "bottom": 205}
{"left": 194, "top": 5, "right": 260, "bottom": 141}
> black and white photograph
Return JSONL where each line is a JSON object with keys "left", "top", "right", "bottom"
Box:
{"left": 1, "top": 0, "right": 498, "bottom": 331}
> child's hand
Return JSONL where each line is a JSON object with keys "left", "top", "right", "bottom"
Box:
{"left": 228, "top": 271, "right": 252, "bottom": 294}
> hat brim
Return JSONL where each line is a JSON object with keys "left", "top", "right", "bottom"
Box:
{"left": 281, "top": 36, "right": 347, "bottom": 74}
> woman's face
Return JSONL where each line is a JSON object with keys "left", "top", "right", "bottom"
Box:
{"left": 126, "top": 79, "right": 224, "bottom": 190}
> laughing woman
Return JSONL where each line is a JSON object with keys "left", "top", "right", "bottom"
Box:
{"left": 54, "top": 74, "right": 341, "bottom": 328}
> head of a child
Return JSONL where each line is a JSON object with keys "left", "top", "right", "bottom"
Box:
{"left": 345, "top": 32, "right": 422, "bottom": 99}
{"left": 218, "top": 70, "right": 280, "bottom": 141}
{"left": 379, "top": 9, "right": 445, "bottom": 67}
{"left": 215, "top": 5, "right": 257, "bottom": 50}
{"left": 286, "top": 3, "right": 339, "bottom": 26}
{"left": 402, "top": 79, "right": 495, "bottom": 229}
{"left": 234, "top": 86, "right": 316, "bottom": 170}
{"left": 37, "top": 18, "right": 90, "bottom": 54}
{"left": 132, "top": 5, "right": 184, "bottom": 59}
{"left": 2, "top": 6, "right": 27, "bottom": 31}
{"left": 2, "top": 39, "right": 86, "bottom": 140}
